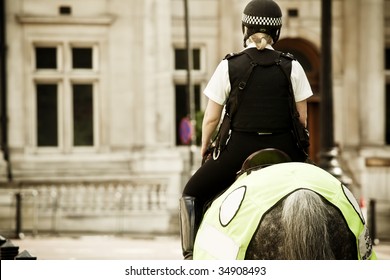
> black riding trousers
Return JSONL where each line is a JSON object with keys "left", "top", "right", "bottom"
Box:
{"left": 182, "top": 130, "right": 304, "bottom": 217}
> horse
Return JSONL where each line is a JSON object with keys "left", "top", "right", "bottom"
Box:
{"left": 245, "top": 189, "right": 357, "bottom": 259}
{"left": 193, "top": 149, "right": 376, "bottom": 260}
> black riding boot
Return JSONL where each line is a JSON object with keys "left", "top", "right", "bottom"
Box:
{"left": 179, "top": 196, "right": 197, "bottom": 260}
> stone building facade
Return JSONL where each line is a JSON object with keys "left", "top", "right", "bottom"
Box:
{"left": 0, "top": 0, "right": 389, "bottom": 236}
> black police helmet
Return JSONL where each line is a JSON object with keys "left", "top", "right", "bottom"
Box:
{"left": 242, "top": 0, "right": 282, "bottom": 45}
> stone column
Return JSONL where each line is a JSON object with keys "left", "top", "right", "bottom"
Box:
{"left": 342, "top": 0, "right": 360, "bottom": 146}
{"left": 219, "top": 0, "right": 244, "bottom": 56}
{"left": 359, "top": 0, "right": 385, "bottom": 146}
{"left": 140, "top": 0, "right": 173, "bottom": 147}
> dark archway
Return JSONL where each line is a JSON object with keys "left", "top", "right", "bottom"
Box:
{"left": 274, "top": 38, "right": 321, "bottom": 162}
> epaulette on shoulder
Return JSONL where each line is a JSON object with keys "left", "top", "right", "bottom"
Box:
{"left": 280, "top": 52, "right": 296, "bottom": 61}
{"left": 224, "top": 51, "right": 245, "bottom": 60}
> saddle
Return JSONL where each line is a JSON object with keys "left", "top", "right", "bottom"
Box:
{"left": 236, "top": 148, "right": 292, "bottom": 178}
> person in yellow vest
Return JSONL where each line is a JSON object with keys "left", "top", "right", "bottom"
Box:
{"left": 193, "top": 150, "right": 376, "bottom": 260}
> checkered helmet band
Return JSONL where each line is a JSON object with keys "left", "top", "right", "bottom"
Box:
{"left": 242, "top": 14, "right": 282, "bottom": 27}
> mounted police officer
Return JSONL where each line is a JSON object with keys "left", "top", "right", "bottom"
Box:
{"left": 179, "top": 0, "right": 313, "bottom": 260}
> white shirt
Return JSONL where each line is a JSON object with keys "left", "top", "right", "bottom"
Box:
{"left": 204, "top": 44, "right": 313, "bottom": 105}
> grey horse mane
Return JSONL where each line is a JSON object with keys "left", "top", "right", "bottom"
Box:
{"left": 281, "top": 189, "right": 334, "bottom": 259}
{"left": 245, "top": 189, "right": 357, "bottom": 260}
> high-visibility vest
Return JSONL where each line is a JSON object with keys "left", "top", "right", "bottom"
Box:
{"left": 193, "top": 162, "right": 376, "bottom": 260}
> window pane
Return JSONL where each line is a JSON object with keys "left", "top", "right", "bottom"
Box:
{"left": 72, "top": 47, "right": 93, "bottom": 69}
{"left": 37, "top": 84, "right": 58, "bottom": 146}
{"left": 175, "top": 48, "right": 201, "bottom": 70}
{"left": 175, "top": 49, "right": 186, "bottom": 70}
{"left": 194, "top": 84, "right": 201, "bottom": 110}
{"left": 73, "top": 84, "right": 94, "bottom": 146}
{"left": 35, "top": 47, "right": 57, "bottom": 69}
{"left": 175, "top": 84, "right": 201, "bottom": 145}
{"left": 193, "top": 49, "right": 200, "bottom": 70}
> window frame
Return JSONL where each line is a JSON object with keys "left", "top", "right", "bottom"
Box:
{"left": 173, "top": 45, "right": 206, "bottom": 74}
{"left": 173, "top": 44, "right": 207, "bottom": 146}
{"left": 29, "top": 41, "right": 101, "bottom": 153}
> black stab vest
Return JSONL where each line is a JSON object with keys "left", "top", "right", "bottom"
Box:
{"left": 227, "top": 48, "right": 293, "bottom": 133}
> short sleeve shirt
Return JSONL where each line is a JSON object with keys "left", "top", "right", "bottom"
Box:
{"left": 204, "top": 44, "right": 313, "bottom": 105}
